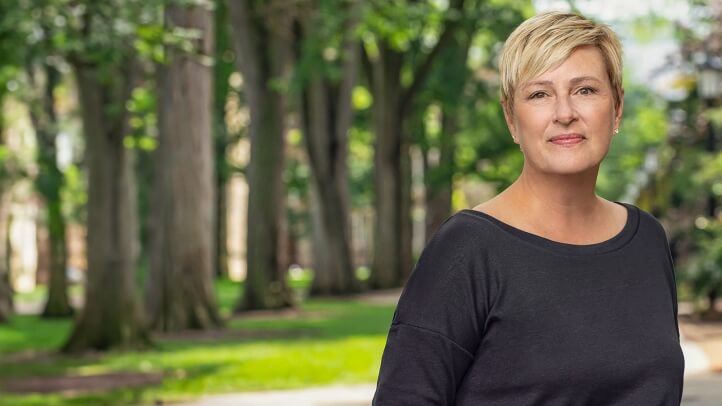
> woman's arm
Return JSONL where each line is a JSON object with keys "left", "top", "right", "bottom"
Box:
{"left": 373, "top": 216, "right": 488, "bottom": 405}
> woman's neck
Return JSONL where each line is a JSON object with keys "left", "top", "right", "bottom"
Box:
{"left": 517, "top": 163, "right": 599, "bottom": 203}
{"left": 504, "top": 164, "right": 607, "bottom": 234}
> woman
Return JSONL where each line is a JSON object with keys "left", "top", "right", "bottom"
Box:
{"left": 373, "top": 11, "right": 684, "bottom": 405}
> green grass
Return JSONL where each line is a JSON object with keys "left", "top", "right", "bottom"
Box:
{"left": 14, "top": 285, "right": 84, "bottom": 305}
{"left": 0, "top": 316, "right": 73, "bottom": 356}
{"left": 0, "top": 279, "right": 395, "bottom": 405}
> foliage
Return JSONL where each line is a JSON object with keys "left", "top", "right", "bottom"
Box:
{"left": 348, "top": 124, "right": 375, "bottom": 208}
{"left": 285, "top": 132, "right": 312, "bottom": 242}
{"left": 655, "top": 0, "right": 722, "bottom": 310}
{"left": 683, "top": 217, "right": 722, "bottom": 302}
{"left": 424, "top": 0, "right": 531, "bottom": 190}
{"left": 597, "top": 85, "right": 670, "bottom": 200}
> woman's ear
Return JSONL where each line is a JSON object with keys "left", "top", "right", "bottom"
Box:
{"left": 502, "top": 101, "right": 518, "bottom": 143}
{"left": 614, "top": 89, "right": 625, "bottom": 130}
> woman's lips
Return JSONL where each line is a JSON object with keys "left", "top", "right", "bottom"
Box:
{"left": 549, "top": 134, "right": 585, "bottom": 145}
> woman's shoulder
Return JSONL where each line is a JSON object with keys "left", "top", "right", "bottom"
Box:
{"left": 624, "top": 203, "right": 670, "bottom": 241}
{"left": 418, "top": 210, "right": 504, "bottom": 269}
{"left": 429, "top": 209, "right": 499, "bottom": 246}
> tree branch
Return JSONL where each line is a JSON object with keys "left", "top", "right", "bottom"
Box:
{"left": 360, "top": 40, "right": 375, "bottom": 89}
{"left": 335, "top": 0, "right": 362, "bottom": 139}
{"left": 227, "top": 0, "right": 263, "bottom": 107}
{"left": 400, "top": 0, "right": 466, "bottom": 113}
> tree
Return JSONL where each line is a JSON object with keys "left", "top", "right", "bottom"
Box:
{"left": 227, "top": 0, "right": 294, "bottom": 310}
{"left": 62, "top": 1, "right": 150, "bottom": 351}
{"left": 648, "top": 0, "right": 722, "bottom": 316}
{"left": 17, "top": 4, "right": 75, "bottom": 318}
{"left": 0, "top": 106, "right": 13, "bottom": 323}
{"left": 213, "top": 0, "right": 237, "bottom": 279}
{"left": 295, "top": 0, "right": 360, "bottom": 295}
{"left": 364, "top": 0, "right": 467, "bottom": 288}
{"left": 146, "top": 1, "right": 222, "bottom": 330}
{"left": 25, "top": 61, "right": 73, "bottom": 318}
{"left": 0, "top": 0, "right": 27, "bottom": 322}
{"left": 421, "top": 14, "right": 475, "bottom": 241}
{"left": 420, "top": 1, "right": 528, "bottom": 239}
{"left": 64, "top": 60, "right": 149, "bottom": 351}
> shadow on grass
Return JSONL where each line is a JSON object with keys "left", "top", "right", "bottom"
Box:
{"left": 0, "top": 283, "right": 399, "bottom": 405}
{"left": 0, "top": 362, "right": 225, "bottom": 406}
{"left": 226, "top": 299, "right": 396, "bottom": 340}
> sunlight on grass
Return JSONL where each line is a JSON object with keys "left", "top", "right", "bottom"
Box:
{"left": 0, "top": 316, "right": 73, "bottom": 356}
{"left": 0, "top": 280, "right": 396, "bottom": 406}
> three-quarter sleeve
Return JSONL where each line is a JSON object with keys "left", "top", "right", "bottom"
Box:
{"left": 373, "top": 217, "right": 488, "bottom": 405}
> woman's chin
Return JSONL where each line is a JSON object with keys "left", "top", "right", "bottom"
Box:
{"left": 531, "top": 159, "right": 601, "bottom": 176}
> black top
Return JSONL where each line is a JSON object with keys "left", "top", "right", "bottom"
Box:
{"left": 373, "top": 203, "right": 684, "bottom": 405}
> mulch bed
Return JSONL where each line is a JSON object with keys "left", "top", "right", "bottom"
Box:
{"left": 679, "top": 315, "right": 722, "bottom": 342}
{"left": 155, "top": 327, "right": 318, "bottom": 342}
{"left": 0, "top": 372, "right": 164, "bottom": 394}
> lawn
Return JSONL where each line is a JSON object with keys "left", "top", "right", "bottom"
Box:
{"left": 0, "top": 279, "right": 397, "bottom": 405}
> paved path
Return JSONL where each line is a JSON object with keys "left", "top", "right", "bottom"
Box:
{"left": 179, "top": 377, "right": 722, "bottom": 406}
{"left": 179, "top": 374, "right": 722, "bottom": 405}
{"left": 175, "top": 384, "right": 376, "bottom": 406}
{"left": 683, "top": 373, "right": 722, "bottom": 406}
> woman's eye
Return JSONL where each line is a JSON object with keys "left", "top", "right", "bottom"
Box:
{"left": 529, "top": 91, "right": 546, "bottom": 99}
{"left": 578, "top": 87, "right": 596, "bottom": 95}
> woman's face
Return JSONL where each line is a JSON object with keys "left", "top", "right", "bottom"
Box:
{"left": 504, "top": 45, "right": 623, "bottom": 176}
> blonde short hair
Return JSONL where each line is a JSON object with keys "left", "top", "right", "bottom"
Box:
{"left": 498, "top": 11, "right": 623, "bottom": 113}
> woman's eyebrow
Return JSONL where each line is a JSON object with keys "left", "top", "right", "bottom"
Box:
{"left": 522, "top": 80, "right": 553, "bottom": 89}
{"left": 569, "top": 76, "right": 602, "bottom": 85}
{"left": 522, "top": 76, "right": 603, "bottom": 89}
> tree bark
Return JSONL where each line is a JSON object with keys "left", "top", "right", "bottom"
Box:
{"left": 424, "top": 110, "right": 458, "bottom": 240}
{"left": 146, "top": 3, "right": 222, "bottom": 331}
{"left": 213, "top": 0, "right": 234, "bottom": 279}
{"left": 26, "top": 64, "right": 73, "bottom": 318}
{"left": 369, "top": 44, "right": 405, "bottom": 289}
{"left": 228, "top": 0, "right": 294, "bottom": 310}
{"left": 215, "top": 180, "right": 229, "bottom": 279}
{"left": 0, "top": 96, "right": 13, "bottom": 322}
{"left": 62, "top": 60, "right": 149, "bottom": 352}
{"left": 297, "top": 4, "right": 360, "bottom": 295}
{"left": 0, "top": 181, "right": 11, "bottom": 323}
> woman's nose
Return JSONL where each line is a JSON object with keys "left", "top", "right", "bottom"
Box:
{"left": 553, "top": 95, "right": 578, "bottom": 125}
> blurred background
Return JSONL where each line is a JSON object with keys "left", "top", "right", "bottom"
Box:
{"left": 1, "top": 0, "right": 722, "bottom": 404}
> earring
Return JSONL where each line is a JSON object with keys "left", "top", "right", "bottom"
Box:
{"left": 614, "top": 128, "right": 619, "bottom": 135}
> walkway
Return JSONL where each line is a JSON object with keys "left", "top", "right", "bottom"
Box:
{"left": 179, "top": 374, "right": 722, "bottom": 405}
{"left": 177, "top": 309, "right": 722, "bottom": 406}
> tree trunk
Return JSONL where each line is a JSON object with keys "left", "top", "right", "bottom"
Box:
{"left": 26, "top": 64, "right": 73, "bottom": 318}
{"left": 146, "top": 3, "right": 222, "bottom": 331}
{"left": 0, "top": 188, "right": 12, "bottom": 322}
{"left": 62, "top": 62, "right": 149, "bottom": 352}
{"left": 424, "top": 25, "right": 473, "bottom": 241}
{"left": 425, "top": 109, "right": 458, "bottom": 241}
{"left": 41, "top": 203, "right": 71, "bottom": 318}
{"left": 370, "top": 45, "right": 404, "bottom": 289}
{"left": 707, "top": 288, "right": 719, "bottom": 316}
{"left": 399, "top": 116, "right": 414, "bottom": 281}
{"left": 298, "top": 6, "right": 360, "bottom": 296}
{"left": 213, "top": 0, "right": 234, "bottom": 279}
{"left": 0, "top": 97, "right": 13, "bottom": 322}
{"left": 228, "top": 0, "right": 294, "bottom": 310}
{"left": 215, "top": 181, "right": 229, "bottom": 279}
